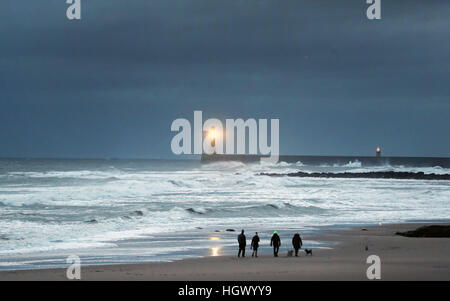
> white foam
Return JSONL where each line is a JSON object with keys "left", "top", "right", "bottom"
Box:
{"left": 0, "top": 160, "right": 449, "bottom": 261}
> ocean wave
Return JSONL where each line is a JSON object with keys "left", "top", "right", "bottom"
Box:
{"left": 168, "top": 179, "right": 192, "bottom": 188}
{"left": 185, "top": 207, "right": 208, "bottom": 214}
{"left": 340, "top": 160, "right": 362, "bottom": 168}
{"left": 182, "top": 202, "right": 328, "bottom": 217}
{"left": 295, "top": 161, "right": 305, "bottom": 167}
{"left": 1, "top": 159, "right": 449, "bottom": 264}
{"left": 20, "top": 203, "right": 50, "bottom": 209}
{"left": 7, "top": 170, "right": 123, "bottom": 180}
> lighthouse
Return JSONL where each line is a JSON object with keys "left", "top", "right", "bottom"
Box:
{"left": 376, "top": 147, "right": 381, "bottom": 157}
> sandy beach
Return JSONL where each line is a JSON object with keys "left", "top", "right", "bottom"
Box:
{"left": 1, "top": 223, "right": 449, "bottom": 281}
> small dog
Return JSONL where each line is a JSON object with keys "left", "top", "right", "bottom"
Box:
{"left": 287, "top": 250, "right": 294, "bottom": 257}
{"left": 304, "top": 249, "right": 313, "bottom": 256}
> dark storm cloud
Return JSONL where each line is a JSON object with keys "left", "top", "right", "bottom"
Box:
{"left": 0, "top": 0, "right": 449, "bottom": 158}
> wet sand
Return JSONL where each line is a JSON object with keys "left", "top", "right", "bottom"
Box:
{"left": 1, "top": 223, "right": 449, "bottom": 280}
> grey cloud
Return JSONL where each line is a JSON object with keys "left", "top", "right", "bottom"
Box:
{"left": 0, "top": 0, "right": 449, "bottom": 158}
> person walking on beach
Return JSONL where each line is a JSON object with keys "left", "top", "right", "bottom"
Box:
{"left": 292, "top": 232, "right": 303, "bottom": 257}
{"left": 270, "top": 231, "right": 281, "bottom": 257}
{"left": 237, "top": 229, "right": 246, "bottom": 257}
{"left": 251, "top": 232, "right": 260, "bottom": 258}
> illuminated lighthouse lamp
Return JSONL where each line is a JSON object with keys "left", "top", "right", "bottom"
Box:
{"left": 376, "top": 147, "right": 381, "bottom": 157}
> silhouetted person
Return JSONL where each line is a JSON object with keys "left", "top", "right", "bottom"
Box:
{"left": 292, "top": 232, "right": 303, "bottom": 256}
{"left": 270, "top": 231, "right": 281, "bottom": 257}
{"left": 237, "top": 229, "right": 246, "bottom": 257}
{"left": 251, "top": 232, "right": 260, "bottom": 257}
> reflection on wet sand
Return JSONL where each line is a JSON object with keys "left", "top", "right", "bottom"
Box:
{"left": 211, "top": 247, "right": 220, "bottom": 256}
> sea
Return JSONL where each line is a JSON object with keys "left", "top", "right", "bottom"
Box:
{"left": 0, "top": 158, "right": 449, "bottom": 270}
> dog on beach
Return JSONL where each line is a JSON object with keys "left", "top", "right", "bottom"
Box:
{"left": 287, "top": 250, "right": 294, "bottom": 257}
{"left": 304, "top": 249, "right": 312, "bottom": 256}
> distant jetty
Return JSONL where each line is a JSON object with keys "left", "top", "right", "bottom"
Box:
{"left": 201, "top": 154, "right": 450, "bottom": 168}
{"left": 260, "top": 171, "right": 450, "bottom": 181}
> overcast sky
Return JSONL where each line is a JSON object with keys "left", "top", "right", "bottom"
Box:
{"left": 0, "top": 0, "right": 449, "bottom": 158}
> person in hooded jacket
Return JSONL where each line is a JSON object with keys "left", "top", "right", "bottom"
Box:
{"left": 251, "top": 232, "right": 260, "bottom": 258}
{"left": 237, "top": 229, "right": 246, "bottom": 257}
{"left": 270, "top": 231, "right": 281, "bottom": 257}
{"left": 292, "top": 232, "right": 303, "bottom": 256}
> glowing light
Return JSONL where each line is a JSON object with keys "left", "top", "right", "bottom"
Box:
{"left": 207, "top": 128, "right": 217, "bottom": 139}
{"left": 376, "top": 147, "right": 381, "bottom": 152}
{"left": 211, "top": 247, "right": 220, "bottom": 256}
{"left": 209, "top": 237, "right": 220, "bottom": 241}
